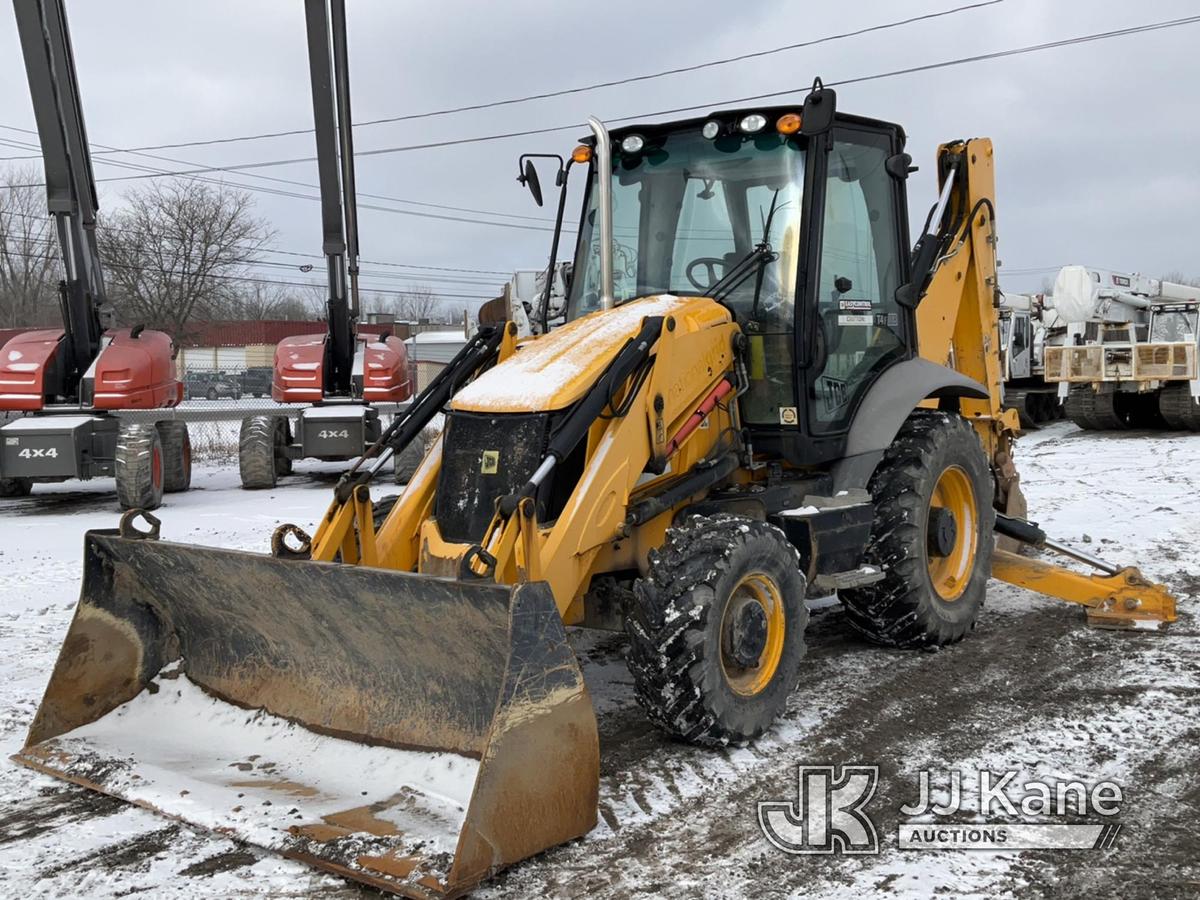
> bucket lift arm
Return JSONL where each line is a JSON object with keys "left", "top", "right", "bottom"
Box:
{"left": 303, "top": 0, "right": 360, "bottom": 397}
{"left": 13, "top": 0, "right": 105, "bottom": 400}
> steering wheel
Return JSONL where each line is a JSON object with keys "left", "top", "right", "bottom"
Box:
{"left": 686, "top": 257, "right": 726, "bottom": 292}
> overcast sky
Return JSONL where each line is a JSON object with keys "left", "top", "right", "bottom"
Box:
{"left": 0, "top": 0, "right": 1197, "bottom": 312}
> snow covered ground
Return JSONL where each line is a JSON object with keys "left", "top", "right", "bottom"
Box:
{"left": 0, "top": 421, "right": 1196, "bottom": 898}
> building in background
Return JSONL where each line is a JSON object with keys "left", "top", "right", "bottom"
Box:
{"left": 176, "top": 320, "right": 414, "bottom": 372}
{"left": 405, "top": 328, "right": 469, "bottom": 391}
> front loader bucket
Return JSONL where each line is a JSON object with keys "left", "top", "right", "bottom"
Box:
{"left": 14, "top": 530, "right": 599, "bottom": 898}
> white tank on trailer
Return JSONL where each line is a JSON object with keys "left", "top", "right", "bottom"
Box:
{"left": 1052, "top": 265, "right": 1200, "bottom": 325}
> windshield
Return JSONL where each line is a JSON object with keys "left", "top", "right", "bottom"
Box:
{"left": 1149, "top": 309, "right": 1198, "bottom": 342}
{"left": 567, "top": 128, "right": 805, "bottom": 326}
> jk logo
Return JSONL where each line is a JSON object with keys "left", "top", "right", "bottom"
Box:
{"left": 758, "top": 765, "right": 879, "bottom": 855}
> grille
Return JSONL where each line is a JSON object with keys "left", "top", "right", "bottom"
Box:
{"left": 435, "top": 411, "right": 551, "bottom": 544}
{"left": 1133, "top": 343, "right": 1196, "bottom": 380}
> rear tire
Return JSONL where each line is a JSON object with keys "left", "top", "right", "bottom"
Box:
{"left": 841, "top": 410, "right": 993, "bottom": 648}
{"left": 1009, "top": 389, "right": 1037, "bottom": 430}
{"left": 1065, "top": 386, "right": 1126, "bottom": 430}
{"left": 1158, "top": 383, "right": 1200, "bottom": 431}
{"left": 156, "top": 421, "right": 192, "bottom": 492}
{"left": 115, "top": 422, "right": 165, "bottom": 511}
{"left": 239, "top": 416, "right": 281, "bottom": 489}
{"left": 393, "top": 437, "right": 427, "bottom": 484}
{"left": 373, "top": 494, "right": 399, "bottom": 530}
{"left": 0, "top": 477, "right": 32, "bottom": 497}
{"left": 626, "top": 514, "right": 808, "bottom": 746}
{"left": 1031, "top": 392, "right": 1056, "bottom": 423}
{"left": 274, "top": 419, "right": 294, "bottom": 476}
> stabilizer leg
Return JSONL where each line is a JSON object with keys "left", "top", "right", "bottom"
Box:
{"left": 993, "top": 513, "right": 1177, "bottom": 631}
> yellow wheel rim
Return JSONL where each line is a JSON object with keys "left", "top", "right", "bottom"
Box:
{"left": 927, "top": 465, "right": 978, "bottom": 602}
{"left": 719, "top": 572, "right": 786, "bottom": 696}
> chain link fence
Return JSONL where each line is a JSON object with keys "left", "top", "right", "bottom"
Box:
{"left": 121, "top": 365, "right": 412, "bottom": 466}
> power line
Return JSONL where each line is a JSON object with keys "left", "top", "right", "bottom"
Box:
{"left": 0, "top": 3, "right": 1006, "bottom": 235}
{"left": 0, "top": 1, "right": 1004, "bottom": 159}
{"left": 0, "top": 243, "right": 495, "bottom": 301}
{"left": 2, "top": 227, "right": 507, "bottom": 293}
{"left": 0, "top": 132, "right": 564, "bottom": 234}
{"left": 8, "top": 12, "right": 1197, "bottom": 186}
{"left": 0, "top": 208, "right": 511, "bottom": 277}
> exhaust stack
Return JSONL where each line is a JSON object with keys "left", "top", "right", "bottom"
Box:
{"left": 586, "top": 115, "right": 614, "bottom": 310}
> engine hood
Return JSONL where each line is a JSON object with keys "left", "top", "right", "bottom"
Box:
{"left": 452, "top": 294, "right": 714, "bottom": 414}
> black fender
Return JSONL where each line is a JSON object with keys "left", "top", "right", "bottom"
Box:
{"left": 831, "top": 358, "right": 989, "bottom": 492}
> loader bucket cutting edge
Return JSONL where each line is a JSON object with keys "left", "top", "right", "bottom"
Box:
{"left": 13, "top": 530, "right": 599, "bottom": 898}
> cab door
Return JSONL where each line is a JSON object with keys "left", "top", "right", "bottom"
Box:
{"left": 801, "top": 124, "right": 912, "bottom": 455}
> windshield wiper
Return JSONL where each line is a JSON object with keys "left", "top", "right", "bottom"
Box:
{"left": 705, "top": 189, "right": 783, "bottom": 304}
{"left": 704, "top": 243, "right": 777, "bottom": 303}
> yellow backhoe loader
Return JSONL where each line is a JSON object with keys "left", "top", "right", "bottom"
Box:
{"left": 15, "top": 79, "right": 1176, "bottom": 898}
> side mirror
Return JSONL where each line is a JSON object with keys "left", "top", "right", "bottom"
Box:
{"left": 800, "top": 77, "right": 836, "bottom": 136}
{"left": 886, "top": 152, "right": 917, "bottom": 179}
{"left": 520, "top": 159, "right": 544, "bottom": 207}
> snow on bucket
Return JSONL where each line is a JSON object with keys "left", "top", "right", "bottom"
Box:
{"left": 14, "top": 529, "right": 599, "bottom": 897}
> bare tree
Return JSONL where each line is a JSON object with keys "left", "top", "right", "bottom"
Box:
{"left": 0, "top": 166, "right": 61, "bottom": 327}
{"left": 99, "top": 180, "right": 273, "bottom": 338}
{"left": 273, "top": 293, "right": 318, "bottom": 320}
{"left": 214, "top": 281, "right": 313, "bottom": 320}
{"left": 359, "top": 291, "right": 394, "bottom": 318}
{"left": 393, "top": 284, "right": 443, "bottom": 322}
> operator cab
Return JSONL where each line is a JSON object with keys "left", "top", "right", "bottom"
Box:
{"left": 563, "top": 105, "right": 915, "bottom": 466}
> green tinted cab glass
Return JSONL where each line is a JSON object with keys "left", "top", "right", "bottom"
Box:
{"left": 568, "top": 127, "right": 805, "bottom": 425}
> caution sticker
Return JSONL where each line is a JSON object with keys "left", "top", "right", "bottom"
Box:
{"left": 779, "top": 407, "right": 798, "bottom": 426}
{"left": 838, "top": 314, "right": 873, "bottom": 326}
{"left": 480, "top": 450, "right": 499, "bottom": 474}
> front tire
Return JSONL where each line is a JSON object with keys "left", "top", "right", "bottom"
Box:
{"left": 626, "top": 515, "right": 809, "bottom": 746}
{"left": 239, "top": 416, "right": 281, "bottom": 489}
{"left": 841, "top": 410, "right": 994, "bottom": 648}
{"left": 0, "top": 477, "right": 32, "bottom": 497}
{"left": 115, "top": 422, "right": 165, "bottom": 511}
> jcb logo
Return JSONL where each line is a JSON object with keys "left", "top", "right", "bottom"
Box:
{"left": 758, "top": 765, "right": 879, "bottom": 855}
{"left": 17, "top": 447, "right": 57, "bottom": 459}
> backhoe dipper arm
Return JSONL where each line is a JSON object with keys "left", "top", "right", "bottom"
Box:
{"left": 13, "top": 0, "right": 105, "bottom": 392}
{"left": 993, "top": 514, "right": 1176, "bottom": 631}
{"left": 905, "top": 140, "right": 1175, "bottom": 630}
{"left": 912, "top": 140, "right": 1010, "bottom": 431}
{"left": 303, "top": 0, "right": 359, "bottom": 396}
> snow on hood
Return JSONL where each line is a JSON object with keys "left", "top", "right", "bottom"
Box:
{"left": 452, "top": 295, "right": 693, "bottom": 412}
